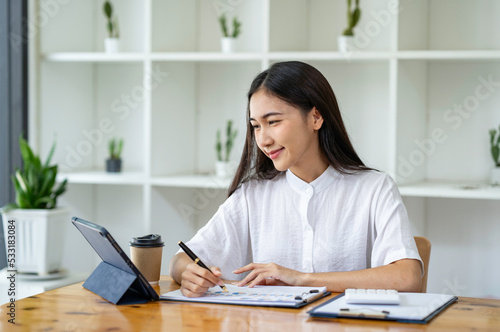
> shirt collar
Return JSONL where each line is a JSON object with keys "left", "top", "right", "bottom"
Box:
{"left": 285, "top": 166, "right": 337, "bottom": 194}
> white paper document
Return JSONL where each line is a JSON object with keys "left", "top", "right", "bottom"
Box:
{"left": 160, "top": 284, "right": 328, "bottom": 307}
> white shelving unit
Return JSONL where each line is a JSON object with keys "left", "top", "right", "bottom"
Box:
{"left": 32, "top": 0, "right": 500, "bottom": 298}
{"left": 399, "top": 181, "right": 500, "bottom": 200}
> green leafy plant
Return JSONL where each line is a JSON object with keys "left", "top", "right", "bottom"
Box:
{"left": 1, "top": 137, "right": 67, "bottom": 212}
{"left": 342, "top": 0, "right": 361, "bottom": 36}
{"left": 108, "top": 138, "right": 123, "bottom": 160}
{"left": 103, "top": 0, "right": 119, "bottom": 38}
{"left": 216, "top": 120, "right": 238, "bottom": 162}
{"left": 489, "top": 126, "right": 500, "bottom": 167}
{"left": 218, "top": 14, "right": 242, "bottom": 38}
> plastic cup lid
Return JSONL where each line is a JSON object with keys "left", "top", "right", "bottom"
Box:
{"left": 129, "top": 234, "right": 164, "bottom": 247}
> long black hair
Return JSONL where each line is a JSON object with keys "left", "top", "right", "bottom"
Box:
{"left": 228, "top": 61, "right": 370, "bottom": 197}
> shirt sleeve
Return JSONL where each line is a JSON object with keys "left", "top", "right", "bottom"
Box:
{"left": 179, "top": 185, "right": 251, "bottom": 281}
{"left": 370, "top": 174, "right": 424, "bottom": 273}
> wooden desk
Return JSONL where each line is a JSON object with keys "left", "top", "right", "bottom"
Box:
{"left": 2, "top": 276, "right": 500, "bottom": 331}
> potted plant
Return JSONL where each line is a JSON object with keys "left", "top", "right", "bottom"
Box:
{"left": 106, "top": 138, "right": 123, "bottom": 173}
{"left": 215, "top": 120, "right": 238, "bottom": 177}
{"left": 1, "top": 137, "right": 68, "bottom": 276}
{"left": 489, "top": 126, "right": 500, "bottom": 185}
{"left": 103, "top": 0, "right": 120, "bottom": 53}
{"left": 218, "top": 14, "right": 242, "bottom": 53}
{"left": 338, "top": 0, "right": 361, "bottom": 53}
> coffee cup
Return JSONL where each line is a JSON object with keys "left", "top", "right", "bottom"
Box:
{"left": 129, "top": 234, "right": 164, "bottom": 284}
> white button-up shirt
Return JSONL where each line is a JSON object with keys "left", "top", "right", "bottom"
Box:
{"left": 183, "top": 166, "right": 422, "bottom": 280}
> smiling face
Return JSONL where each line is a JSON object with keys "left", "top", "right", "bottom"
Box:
{"left": 249, "top": 89, "right": 328, "bottom": 183}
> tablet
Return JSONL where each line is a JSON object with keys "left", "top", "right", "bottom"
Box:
{"left": 72, "top": 217, "right": 159, "bottom": 303}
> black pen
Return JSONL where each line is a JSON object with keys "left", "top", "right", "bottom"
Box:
{"left": 178, "top": 241, "right": 228, "bottom": 292}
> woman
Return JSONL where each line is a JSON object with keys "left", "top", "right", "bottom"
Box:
{"left": 169, "top": 61, "right": 422, "bottom": 298}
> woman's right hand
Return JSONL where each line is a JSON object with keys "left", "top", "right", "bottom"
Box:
{"left": 180, "top": 263, "right": 224, "bottom": 297}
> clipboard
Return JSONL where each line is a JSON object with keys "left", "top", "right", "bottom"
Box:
{"left": 161, "top": 284, "right": 331, "bottom": 308}
{"left": 308, "top": 292, "right": 458, "bottom": 324}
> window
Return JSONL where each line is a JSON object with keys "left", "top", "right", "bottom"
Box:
{"left": 0, "top": 0, "right": 28, "bottom": 269}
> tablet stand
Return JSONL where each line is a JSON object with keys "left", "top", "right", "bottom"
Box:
{"left": 83, "top": 261, "right": 150, "bottom": 305}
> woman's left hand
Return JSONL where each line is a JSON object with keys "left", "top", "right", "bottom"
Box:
{"left": 233, "top": 263, "right": 305, "bottom": 288}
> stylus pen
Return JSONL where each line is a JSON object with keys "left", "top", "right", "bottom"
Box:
{"left": 178, "top": 241, "right": 228, "bottom": 292}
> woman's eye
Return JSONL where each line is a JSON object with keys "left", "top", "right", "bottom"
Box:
{"left": 269, "top": 120, "right": 280, "bottom": 125}
{"left": 251, "top": 124, "right": 260, "bottom": 129}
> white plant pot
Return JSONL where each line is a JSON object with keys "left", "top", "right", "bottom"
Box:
{"left": 215, "top": 161, "right": 234, "bottom": 178}
{"left": 491, "top": 167, "right": 500, "bottom": 186}
{"left": 2, "top": 207, "right": 70, "bottom": 275}
{"left": 104, "top": 38, "right": 120, "bottom": 53}
{"left": 221, "top": 37, "right": 236, "bottom": 53}
{"left": 337, "top": 35, "right": 355, "bottom": 53}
